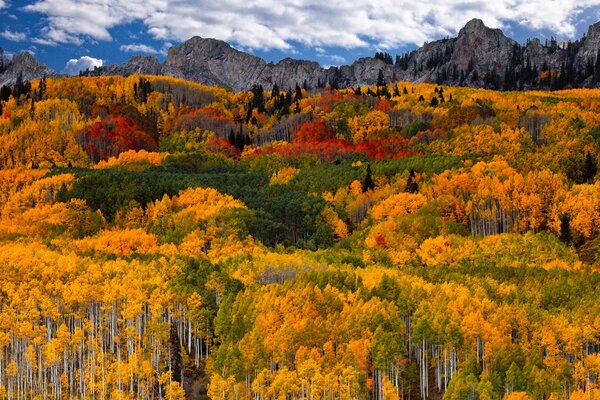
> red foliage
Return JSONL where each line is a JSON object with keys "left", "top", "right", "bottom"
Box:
{"left": 314, "top": 93, "right": 361, "bottom": 112}
{"left": 206, "top": 137, "right": 239, "bottom": 158}
{"left": 293, "top": 120, "right": 336, "bottom": 142}
{"left": 198, "top": 106, "right": 228, "bottom": 120}
{"left": 77, "top": 115, "right": 157, "bottom": 163}
{"left": 375, "top": 234, "right": 387, "bottom": 248}
{"left": 173, "top": 106, "right": 235, "bottom": 136}
{"left": 409, "top": 128, "right": 446, "bottom": 147}
{"left": 355, "top": 135, "right": 413, "bottom": 160}
{"left": 374, "top": 100, "right": 392, "bottom": 112}
{"left": 248, "top": 134, "right": 413, "bottom": 162}
{"left": 249, "top": 139, "right": 355, "bottom": 162}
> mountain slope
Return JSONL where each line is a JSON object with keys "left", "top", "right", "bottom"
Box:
{"left": 84, "top": 19, "right": 600, "bottom": 91}
{"left": 5, "top": 18, "right": 600, "bottom": 91}
{"left": 0, "top": 50, "right": 56, "bottom": 86}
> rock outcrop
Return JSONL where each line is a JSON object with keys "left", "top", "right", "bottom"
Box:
{"left": 0, "top": 51, "right": 56, "bottom": 86}
{"left": 11, "top": 18, "right": 600, "bottom": 91}
{"left": 94, "top": 55, "right": 162, "bottom": 77}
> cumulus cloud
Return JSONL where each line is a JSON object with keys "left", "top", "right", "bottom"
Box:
{"left": 0, "top": 1, "right": 5, "bottom": 9}
{"left": 0, "top": 29, "right": 27, "bottom": 42}
{"left": 62, "top": 56, "right": 103, "bottom": 75}
{"left": 23, "top": 0, "right": 600, "bottom": 50}
{"left": 120, "top": 43, "right": 160, "bottom": 54}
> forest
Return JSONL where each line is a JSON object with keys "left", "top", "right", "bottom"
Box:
{"left": 0, "top": 73, "right": 600, "bottom": 400}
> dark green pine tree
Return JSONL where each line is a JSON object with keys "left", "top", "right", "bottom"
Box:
{"left": 294, "top": 83, "right": 303, "bottom": 101}
{"left": 168, "top": 322, "right": 183, "bottom": 382}
{"left": 362, "top": 165, "right": 375, "bottom": 193}
{"left": 559, "top": 214, "right": 571, "bottom": 245}
{"left": 377, "top": 69, "right": 386, "bottom": 87}
{"left": 38, "top": 75, "right": 47, "bottom": 101}
{"left": 405, "top": 169, "right": 419, "bottom": 193}
{"left": 584, "top": 151, "right": 598, "bottom": 183}
{"left": 228, "top": 128, "right": 236, "bottom": 147}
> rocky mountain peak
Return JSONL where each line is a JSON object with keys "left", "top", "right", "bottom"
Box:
{"left": 573, "top": 21, "right": 600, "bottom": 71}
{"left": 19, "top": 17, "right": 600, "bottom": 92}
{"left": 459, "top": 18, "right": 488, "bottom": 35}
{"left": 587, "top": 21, "right": 600, "bottom": 38}
{"left": 451, "top": 18, "right": 516, "bottom": 75}
{"left": 0, "top": 51, "right": 55, "bottom": 86}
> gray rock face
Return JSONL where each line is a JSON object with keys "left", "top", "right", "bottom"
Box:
{"left": 10, "top": 18, "right": 600, "bottom": 91}
{"left": 451, "top": 19, "right": 516, "bottom": 77}
{"left": 162, "top": 37, "right": 268, "bottom": 90}
{"left": 0, "top": 50, "right": 56, "bottom": 86}
{"left": 101, "top": 55, "right": 162, "bottom": 76}
{"left": 96, "top": 18, "right": 596, "bottom": 91}
{"left": 575, "top": 22, "right": 600, "bottom": 71}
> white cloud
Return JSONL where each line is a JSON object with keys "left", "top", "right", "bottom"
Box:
{"left": 23, "top": 0, "right": 600, "bottom": 50}
{"left": 0, "top": 29, "right": 27, "bottom": 42}
{"left": 120, "top": 43, "right": 160, "bottom": 54}
{"left": 62, "top": 56, "right": 103, "bottom": 75}
{"left": 0, "top": 1, "right": 5, "bottom": 9}
{"left": 328, "top": 55, "right": 346, "bottom": 64}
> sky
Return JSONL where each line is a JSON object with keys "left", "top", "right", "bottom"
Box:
{"left": 1, "top": 0, "right": 600, "bottom": 75}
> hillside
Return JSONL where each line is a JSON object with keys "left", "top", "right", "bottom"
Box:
{"left": 0, "top": 74, "right": 600, "bottom": 399}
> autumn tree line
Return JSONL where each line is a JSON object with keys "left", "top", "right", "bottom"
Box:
{"left": 1, "top": 74, "right": 600, "bottom": 399}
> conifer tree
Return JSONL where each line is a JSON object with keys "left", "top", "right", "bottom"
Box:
{"left": 362, "top": 164, "right": 375, "bottom": 192}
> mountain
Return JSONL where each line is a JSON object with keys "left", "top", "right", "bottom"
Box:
{"left": 0, "top": 50, "right": 56, "bottom": 86}
{"left": 5, "top": 18, "right": 600, "bottom": 91}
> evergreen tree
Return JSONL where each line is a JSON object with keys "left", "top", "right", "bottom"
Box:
{"left": 362, "top": 165, "right": 375, "bottom": 192}
{"left": 583, "top": 151, "right": 598, "bottom": 183}
{"left": 228, "top": 128, "right": 236, "bottom": 148}
{"left": 38, "top": 75, "right": 47, "bottom": 101}
{"left": 377, "top": 69, "right": 386, "bottom": 87}
{"left": 294, "top": 83, "right": 303, "bottom": 101}
{"left": 405, "top": 169, "right": 419, "bottom": 193}
{"left": 251, "top": 85, "right": 266, "bottom": 113}
{"left": 168, "top": 323, "right": 183, "bottom": 382}
{"left": 559, "top": 214, "right": 571, "bottom": 245}
{"left": 271, "top": 83, "right": 280, "bottom": 101}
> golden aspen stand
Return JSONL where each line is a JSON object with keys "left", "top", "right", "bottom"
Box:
{"left": 2, "top": 75, "right": 600, "bottom": 399}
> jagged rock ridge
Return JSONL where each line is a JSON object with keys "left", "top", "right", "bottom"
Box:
{"left": 0, "top": 51, "right": 56, "bottom": 86}
{"left": 5, "top": 18, "right": 600, "bottom": 91}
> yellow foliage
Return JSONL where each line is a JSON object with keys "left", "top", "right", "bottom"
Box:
{"left": 417, "top": 235, "right": 475, "bottom": 267}
{"left": 320, "top": 206, "right": 349, "bottom": 239}
{"left": 269, "top": 167, "right": 299, "bottom": 185}
{"left": 371, "top": 192, "right": 427, "bottom": 220}
{"left": 504, "top": 392, "right": 532, "bottom": 399}
{"left": 75, "top": 229, "right": 159, "bottom": 256}
{"left": 348, "top": 110, "right": 390, "bottom": 143}
{"left": 96, "top": 150, "right": 167, "bottom": 170}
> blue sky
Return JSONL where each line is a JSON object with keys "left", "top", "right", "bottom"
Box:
{"left": 1, "top": 0, "right": 600, "bottom": 74}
